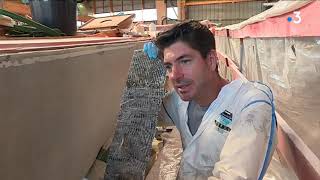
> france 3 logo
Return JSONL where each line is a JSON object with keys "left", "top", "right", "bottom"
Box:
{"left": 287, "top": 11, "right": 301, "bottom": 24}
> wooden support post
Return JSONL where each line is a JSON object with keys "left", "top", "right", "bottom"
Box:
{"left": 109, "top": 0, "right": 114, "bottom": 13}
{"left": 131, "top": 0, "right": 134, "bottom": 10}
{"left": 121, "top": 0, "right": 123, "bottom": 11}
{"left": 102, "top": 0, "right": 105, "bottom": 12}
{"left": 177, "top": 0, "right": 186, "bottom": 21}
{"left": 156, "top": 0, "right": 167, "bottom": 25}
{"left": 93, "top": 0, "right": 96, "bottom": 14}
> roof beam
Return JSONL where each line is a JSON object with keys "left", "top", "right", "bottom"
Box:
{"left": 185, "top": 0, "right": 256, "bottom": 6}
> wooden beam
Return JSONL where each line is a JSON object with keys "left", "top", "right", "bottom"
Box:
{"left": 156, "top": 0, "right": 167, "bottom": 24}
{"left": 178, "top": 0, "right": 186, "bottom": 21}
{"left": 141, "top": 0, "right": 145, "bottom": 9}
{"left": 185, "top": 0, "right": 256, "bottom": 6}
{"left": 77, "top": 15, "right": 93, "bottom": 23}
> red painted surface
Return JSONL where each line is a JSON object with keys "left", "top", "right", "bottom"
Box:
{"left": 215, "top": 29, "right": 228, "bottom": 37}
{"left": 276, "top": 114, "right": 320, "bottom": 180}
{"left": 216, "top": 1, "right": 320, "bottom": 38}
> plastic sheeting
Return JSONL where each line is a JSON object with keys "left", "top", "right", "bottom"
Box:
{"left": 256, "top": 37, "right": 320, "bottom": 158}
{"left": 264, "top": 153, "right": 298, "bottom": 180}
{"left": 215, "top": 36, "right": 241, "bottom": 66}
{"left": 216, "top": 36, "right": 320, "bottom": 159}
{"left": 146, "top": 127, "right": 182, "bottom": 180}
{"left": 146, "top": 127, "right": 298, "bottom": 180}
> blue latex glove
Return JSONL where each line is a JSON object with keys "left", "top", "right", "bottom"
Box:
{"left": 143, "top": 42, "right": 158, "bottom": 60}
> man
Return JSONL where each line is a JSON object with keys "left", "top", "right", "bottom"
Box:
{"left": 144, "top": 20, "right": 277, "bottom": 180}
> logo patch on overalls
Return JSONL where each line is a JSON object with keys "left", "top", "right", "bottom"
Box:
{"left": 215, "top": 110, "right": 232, "bottom": 133}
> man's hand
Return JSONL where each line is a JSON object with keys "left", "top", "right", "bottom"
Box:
{"left": 143, "top": 42, "right": 158, "bottom": 60}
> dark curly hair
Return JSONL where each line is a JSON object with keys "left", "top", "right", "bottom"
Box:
{"left": 154, "top": 20, "right": 215, "bottom": 60}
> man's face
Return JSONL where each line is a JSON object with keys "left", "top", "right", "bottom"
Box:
{"left": 163, "top": 41, "right": 216, "bottom": 101}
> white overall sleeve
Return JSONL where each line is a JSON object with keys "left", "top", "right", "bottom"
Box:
{"left": 209, "top": 101, "right": 276, "bottom": 180}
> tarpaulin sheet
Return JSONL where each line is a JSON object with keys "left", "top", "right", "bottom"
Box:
{"left": 216, "top": 36, "right": 320, "bottom": 159}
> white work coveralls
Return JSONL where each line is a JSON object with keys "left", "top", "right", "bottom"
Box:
{"left": 160, "top": 79, "right": 277, "bottom": 180}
